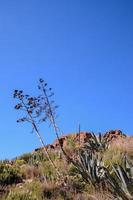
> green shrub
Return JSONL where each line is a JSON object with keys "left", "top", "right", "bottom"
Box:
{"left": 25, "top": 181, "right": 42, "bottom": 200}
{"left": 18, "top": 153, "right": 33, "bottom": 164}
{"left": 42, "top": 161, "right": 56, "bottom": 179}
{"left": 18, "top": 151, "right": 48, "bottom": 166}
{"left": 0, "top": 163, "right": 23, "bottom": 185}
{"left": 15, "top": 159, "right": 26, "bottom": 166}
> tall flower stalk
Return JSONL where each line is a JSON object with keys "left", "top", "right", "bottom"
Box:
{"left": 13, "top": 89, "right": 61, "bottom": 178}
{"left": 38, "top": 79, "right": 75, "bottom": 163}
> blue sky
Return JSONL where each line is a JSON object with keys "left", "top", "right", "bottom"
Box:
{"left": 0, "top": 0, "right": 133, "bottom": 159}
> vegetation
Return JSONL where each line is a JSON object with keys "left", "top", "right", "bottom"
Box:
{"left": 0, "top": 136, "right": 133, "bottom": 200}
{"left": 0, "top": 78, "right": 133, "bottom": 199}
{"left": 0, "top": 162, "right": 23, "bottom": 186}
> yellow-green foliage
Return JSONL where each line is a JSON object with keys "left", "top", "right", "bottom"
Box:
{"left": 41, "top": 160, "right": 56, "bottom": 178}
{"left": 25, "top": 181, "right": 43, "bottom": 200}
{"left": 15, "top": 159, "right": 26, "bottom": 166}
{"left": 103, "top": 137, "right": 133, "bottom": 167}
{"left": 5, "top": 187, "right": 37, "bottom": 200}
{"left": 0, "top": 162, "right": 23, "bottom": 185}
{"left": 18, "top": 153, "right": 33, "bottom": 163}
{"left": 103, "top": 145, "right": 123, "bottom": 166}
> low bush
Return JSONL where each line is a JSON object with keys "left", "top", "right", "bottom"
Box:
{"left": 21, "top": 165, "right": 41, "bottom": 180}
{"left": 18, "top": 153, "right": 33, "bottom": 164}
{"left": 0, "top": 163, "right": 22, "bottom": 185}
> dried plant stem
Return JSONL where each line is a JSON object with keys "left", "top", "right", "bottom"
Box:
{"left": 40, "top": 82, "right": 76, "bottom": 164}
{"left": 21, "top": 100, "right": 61, "bottom": 178}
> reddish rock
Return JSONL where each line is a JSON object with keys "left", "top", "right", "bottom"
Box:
{"left": 103, "top": 130, "right": 126, "bottom": 143}
{"left": 33, "top": 130, "right": 126, "bottom": 152}
{"left": 53, "top": 132, "right": 92, "bottom": 148}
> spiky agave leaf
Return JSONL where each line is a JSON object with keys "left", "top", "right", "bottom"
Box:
{"left": 109, "top": 156, "right": 133, "bottom": 200}
{"left": 75, "top": 150, "right": 107, "bottom": 187}
{"left": 74, "top": 150, "right": 133, "bottom": 199}
{"left": 124, "top": 156, "right": 133, "bottom": 181}
{"left": 84, "top": 132, "right": 109, "bottom": 152}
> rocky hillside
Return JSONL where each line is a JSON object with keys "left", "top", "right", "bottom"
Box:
{"left": 0, "top": 130, "right": 133, "bottom": 200}
{"left": 34, "top": 129, "right": 126, "bottom": 151}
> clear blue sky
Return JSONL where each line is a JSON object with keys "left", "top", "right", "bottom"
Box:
{"left": 0, "top": 0, "right": 133, "bottom": 159}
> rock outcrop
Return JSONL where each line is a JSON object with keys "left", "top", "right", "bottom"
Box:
{"left": 53, "top": 132, "right": 92, "bottom": 148}
{"left": 33, "top": 130, "right": 126, "bottom": 152}
{"left": 103, "top": 130, "right": 126, "bottom": 143}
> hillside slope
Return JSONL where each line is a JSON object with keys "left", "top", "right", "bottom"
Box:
{"left": 0, "top": 130, "right": 133, "bottom": 200}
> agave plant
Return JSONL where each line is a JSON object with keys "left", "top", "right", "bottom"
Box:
{"left": 74, "top": 150, "right": 107, "bottom": 187}
{"left": 123, "top": 156, "right": 133, "bottom": 181}
{"left": 109, "top": 156, "right": 133, "bottom": 200}
{"left": 73, "top": 149, "right": 133, "bottom": 200}
{"left": 84, "top": 132, "right": 109, "bottom": 152}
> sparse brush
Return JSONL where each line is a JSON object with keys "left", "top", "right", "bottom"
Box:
{"left": 103, "top": 137, "right": 133, "bottom": 167}
{"left": 111, "top": 137, "right": 133, "bottom": 159}
{"left": 86, "top": 192, "right": 115, "bottom": 200}
{"left": 21, "top": 164, "right": 41, "bottom": 180}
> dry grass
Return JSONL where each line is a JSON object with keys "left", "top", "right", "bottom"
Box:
{"left": 112, "top": 137, "right": 133, "bottom": 156}
{"left": 72, "top": 191, "right": 115, "bottom": 200}
{"left": 103, "top": 136, "right": 133, "bottom": 166}
{"left": 21, "top": 165, "right": 41, "bottom": 180}
{"left": 87, "top": 192, "right": 115, "bottom": 200}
